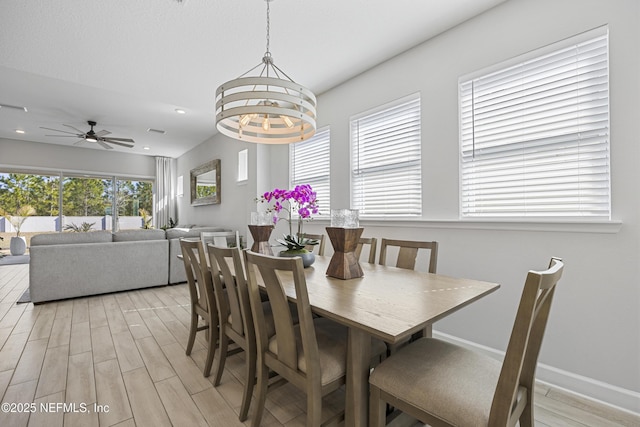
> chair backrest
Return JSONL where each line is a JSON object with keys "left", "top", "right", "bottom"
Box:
{"left": 180, "top": 238, "right": 215, "bottom": 313}
{"left": 378, "top": 238, "right": 438, "bottom": 273}
{"left": 244, "top": 250, "right": 320, "bottom": 382}
{"left": 355, "top": 237, "right": 378, "bottom": 264}
{"left": 207, "top": 245, "right": 252, "bottom": 339}
{"left": 489, "top": 257, "right": 564, "bottom": 425}
{"left": 202, "top": 231, "right": 238, "bottom": 248}
{"left": 299, "top": 232, "right": 326, "bottom": 256}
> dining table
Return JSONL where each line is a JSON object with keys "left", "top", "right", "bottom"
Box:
{"left": 261, "top": 255, "right": 500, "bottom": 427}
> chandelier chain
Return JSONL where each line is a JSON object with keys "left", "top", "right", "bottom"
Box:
{"left": 265, "top": 0, "right": 271, "bottom": 55}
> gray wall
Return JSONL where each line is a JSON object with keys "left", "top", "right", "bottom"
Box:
{"left": 175, "top": 136, "right": 259, "bottom": 241}
{"left": 306, "top": 0, "right": 639, "bottom": 410}
{"left": 0, "top": 137, "right": 155, "bottom": 178}
{"left": 179, "top": 0, "right": 640, "bottom": 411}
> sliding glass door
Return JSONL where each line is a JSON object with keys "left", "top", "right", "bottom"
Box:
{"left": 62, "top": 175, "right": 113, "bottom": 231}
{"left": 0, "top": 170, "right": 154, "bottom": 252}
{"left": 115, "top": 179, "right": 153, "bottom": 230}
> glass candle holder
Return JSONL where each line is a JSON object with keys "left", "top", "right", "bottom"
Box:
{"left": 330, "top": 209, "right": 359, "bottom": 228}
{"left": 251, "top": 211, "right": 274, "bottom": 225}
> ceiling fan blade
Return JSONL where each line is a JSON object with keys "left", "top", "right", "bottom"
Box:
{"left": 97, "top": 140, "right": 114, "bottom": 150}
{"left": 103, "top": 137, "right": 134, "bottom": 143}
{"left": 95, "top": 130, "right": 111, "bottom": 137}
{"left": 73, "top": 139, "right": 86, "bottom": 146}
{"left": 45, "top": 134, "right": 79, "bottom": 137}
{"left": 63, "top": 124, "right": 87, "bottom": 134}
{"left": 103, "top": 140, "right": 134, "bottom": 148}
{"left": 40, "top": 127, "right": 80, "bottom": 135}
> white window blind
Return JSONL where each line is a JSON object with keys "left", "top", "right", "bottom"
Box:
{"left": 460, "top": 30, "right": 610, "bottom": 219}
{"left": 290, "top": 128, "right": 330, "bottom": 215}
{"left": 351, "top": 95, "right": 422, "bottom": 217}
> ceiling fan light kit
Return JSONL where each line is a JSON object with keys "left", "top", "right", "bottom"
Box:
{"left": 215, "top": 0, "right": 316, "bottom": 144}
{"left": 85, "top": 121, "right": 99, "bottom": 142}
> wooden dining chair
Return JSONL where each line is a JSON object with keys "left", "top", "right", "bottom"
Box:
{"left": 355, "top": 237, "right": 378, "bottom": 264}
{"left": 299, "top": 232, "right": 326, "bottom": 255}
{"left": 244, "top": 250, "right": 349, "bottom": 427}
{"left": 201, "top": 230, "right": 237, "bottom": 248}
{"left": 180, "top": 238, "right": 218, "bottom": 377}
{"left": 369, "top": 257, "right": 565, "bottom": 427}
{"left": 207, "top": 244, "right": 278, "bottom": 421}
{"left": 379, "top": 238, "right": 438, "bottom": 273}
{"left": 379, "top": 238, "right": 439, "bottom": 351}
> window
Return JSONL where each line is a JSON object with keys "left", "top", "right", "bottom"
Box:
{"left": 0, "top": 170, "right": 153, "bottom": 238}
{"left": 0, "top": 172, "right": 59, "bottom": 242}
{"left": 351, "top": 95, "right": 422, "bottom": 217}
{"left": 237, "top": 149, "right": 248, "bottom": 183}
{"left": 115, "top": 179, "right": 154, "bottom": 229}
{"left": 62, "top": 175, "right": 113, "bottom": 230}
{"left": 459, "top": 29, "right": 610, "bottom": 219}
{"left": 290, "top": 128, "right": 330, "bottom": 215}
{"left": 61, "top": 176, "right": 153, "bottom": 230}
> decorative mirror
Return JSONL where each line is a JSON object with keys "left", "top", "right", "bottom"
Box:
{"left": 190, "top": 159, "right": 221, "bottom": 206}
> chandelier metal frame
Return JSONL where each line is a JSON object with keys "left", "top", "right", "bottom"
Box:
{"left": 215, "top": 0, "right": 317, "bottom": 144}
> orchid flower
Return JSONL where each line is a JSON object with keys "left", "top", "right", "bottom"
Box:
{"left": 256, "top": 184, "right": 320, "bottom": 251}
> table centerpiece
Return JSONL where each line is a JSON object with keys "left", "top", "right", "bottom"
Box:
{"left": 256, "top": 184, "right": 320, "bottom": 267}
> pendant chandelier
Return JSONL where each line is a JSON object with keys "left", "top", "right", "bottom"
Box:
{"left": 215, "top": 0, "right": 317, "bottom": 144}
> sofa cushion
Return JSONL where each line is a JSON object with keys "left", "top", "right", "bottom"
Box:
{"left": 165, "top": 226, "right": 229, "bottom": 240}
{"left": 30, "top": 230, "right": 113, "bottom": 246}
{"left": 113, "top": 229, "right": 166, "bottom": 242}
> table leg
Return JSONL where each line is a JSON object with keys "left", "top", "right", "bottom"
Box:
{"left": 411, "top": 323, "right": 433, "bottom": 341}
{"left": 346, "top": 327, "right": 371, "bottom": 427}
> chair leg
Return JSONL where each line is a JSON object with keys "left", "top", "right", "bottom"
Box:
{"left": 519, "top": 398, "right": 534, "bottom": 427}
{"left": 186, "top": 312, "right": 198, "bottom": 355}
{"left": 306, "top": 391, "right": 322, "bottom": 427}
{"left": 251, "top": 360, "right": 269, "bottom": 427}
{"left": 203, "top": 321, "right": 218, "bottom": 377}
{"left": 213, "top": 333, "right": 229, "bottom": 385}
{"left": 239, "top": 347, "right": 257, "bottom": 422}
{"left": 369, "top": 384, "right": 386, "bottom": 427}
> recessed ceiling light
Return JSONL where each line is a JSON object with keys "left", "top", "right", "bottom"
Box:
{"left": 143, "top": 146, "right": 151, "bottom": 150}
{"left": 15, "top": 129, "right": 25, "bottom": 134}
{"left": 175, "top": 108, "right": 186, "bottom": 114}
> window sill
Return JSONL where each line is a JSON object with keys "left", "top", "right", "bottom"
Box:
{"left": 311, "top": 218, "right": 622, "bottom": 234}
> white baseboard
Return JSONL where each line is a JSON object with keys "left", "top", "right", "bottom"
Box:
{"left": 432, "top": 331, "right": 640, "bottom": 416}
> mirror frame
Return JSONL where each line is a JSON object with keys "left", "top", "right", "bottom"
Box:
{"left": 190, "top": 159, "right": 221, "bottom": 206}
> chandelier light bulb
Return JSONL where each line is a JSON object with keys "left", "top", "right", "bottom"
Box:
{"left": 239, "top": 114, "right": 253, "bottom": 127}
{"left": 281, "top": 115, "right": 294, "bottom": 128}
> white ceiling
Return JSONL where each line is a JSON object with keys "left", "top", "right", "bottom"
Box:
{"left": 0, "top": 0, "right": 506, "bottom": 158}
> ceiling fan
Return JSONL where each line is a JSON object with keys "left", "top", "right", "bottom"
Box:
{"left": 41, "top": 120, "right": 135, "bottom": 150}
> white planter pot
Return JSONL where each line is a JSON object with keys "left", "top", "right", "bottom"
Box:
{"left": 10, "top": 236, "right": 27, "bottom": 256}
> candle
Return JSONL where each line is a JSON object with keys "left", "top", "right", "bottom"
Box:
{"left": 251, "top": 211, "right": 273, "bottom": 225}
{"left": 330, "top": 209, "right": 359, "bottom": 228}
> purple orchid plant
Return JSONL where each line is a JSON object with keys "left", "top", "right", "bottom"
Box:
{"left": 257, "top": 184, "right": 320, "bottom": 252}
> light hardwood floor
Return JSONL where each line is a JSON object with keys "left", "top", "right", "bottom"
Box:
{"left": 0, "top": 263, "right": 637, "bottom": 427}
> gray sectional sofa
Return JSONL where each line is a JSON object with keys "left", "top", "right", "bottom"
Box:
{"left": 29, "top": 226, "right": 229, "bottom": 303}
